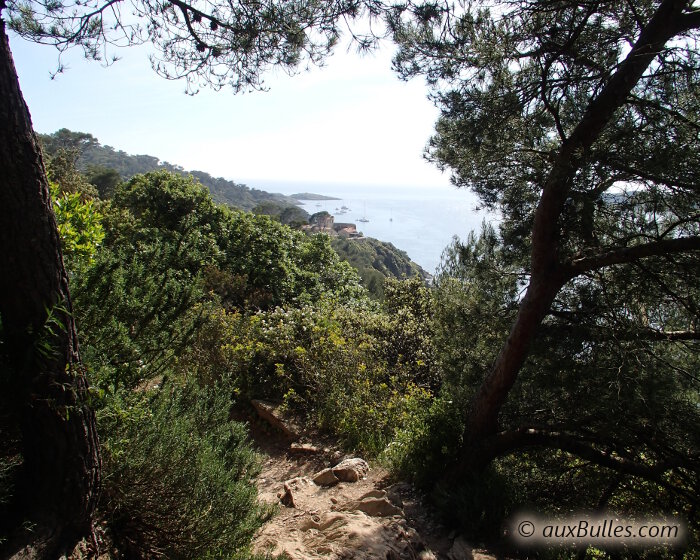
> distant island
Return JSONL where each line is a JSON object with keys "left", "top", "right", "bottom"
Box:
{"left": 291, "top": 192, "right": 341, "bottom": 201}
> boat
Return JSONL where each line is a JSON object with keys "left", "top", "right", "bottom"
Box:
{"left": 357, "top": 202, "right": 369, "bottom": 223}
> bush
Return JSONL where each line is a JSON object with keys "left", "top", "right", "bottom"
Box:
{"left": 98, "top": 380, "right": 272, "bottom": 559}
{"left": 179, "top": 290, "right": 436, "bottom": 457}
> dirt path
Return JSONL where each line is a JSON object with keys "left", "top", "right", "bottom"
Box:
{"left": 247, "top": 410, "right": 497, "bottom": 560}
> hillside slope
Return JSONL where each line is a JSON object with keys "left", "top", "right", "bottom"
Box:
{"left": 331, "top": 237, "right": 429, "bottom": 298}
{"left": 39, "top": 128, "right": 300, "bottom": 211}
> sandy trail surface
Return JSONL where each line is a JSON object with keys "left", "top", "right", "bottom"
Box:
{"left": 249, "top": 420, "right": 497, "bottom": 560}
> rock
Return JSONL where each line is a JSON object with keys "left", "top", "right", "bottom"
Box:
{"left": 332, "top": 457, "right": 369, "bottom": 482}
{"left": 312, "top": 467, "right": 339, "bottom": 486}
{"left": 300, "top": 513, "right": 345, "bottom": 532}
{"left": 280, "top": 477, "right": 313, "bottom": 508}
{"left": 299, "top": 514, "right": 323, "bottom": 531}
{"left": 289, "top": 442, "right": 322, "bottom": 455}
{"left": 250, "top": 399, "right": 300, "bottom": 440}
{"left": 359, "top": 489, "right": 386, "bottom": 500}
{"left": 472, "top": 551, "right": 497, "bottom": 560}
{"left": 343, "top": 496, "right": 403, "bottom": 518}
{"left": 384, "top": 482, "right": 410, "bottom": 509}
{"left": 280, "top": 482, "right": 296, "bottom": 508}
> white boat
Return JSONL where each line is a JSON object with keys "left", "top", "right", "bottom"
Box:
{"left": 357, "top": 202, "right": 369, "bottom": 223}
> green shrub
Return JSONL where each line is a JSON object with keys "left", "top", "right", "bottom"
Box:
{"left": 329, "top": 375, "right": 432, "bottom": 456}
{"left": 180, "top": 291, "right": 436, "bottom": 457}
{"left": 50, "top": 181, "right": 105, "bottom": 268}
{"left": 98, "top": 380, "right": 272, "bottom": 559}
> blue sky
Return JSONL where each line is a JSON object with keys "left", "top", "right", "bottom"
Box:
{"left": 10, "top": 31, "right": 452, "bottom": 190}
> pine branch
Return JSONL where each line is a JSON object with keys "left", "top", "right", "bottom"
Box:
{"left": 566, "top": 236, "right": 700, "bottom": 276}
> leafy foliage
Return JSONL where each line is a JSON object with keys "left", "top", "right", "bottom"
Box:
{"left": 390, "top": 0, "right": 700, "bottom": 526}
{"left": 331, "top": 237, "right": 429, "bottom": 299}
{"left": 44, "top": 162, "right": 446, "bottom": 556}
{"left": 50, "top": 182, "right": 104, "bottom": 268}
{"left": 73, "top": 170, "right": 364, "bottom": 391}
{"left": 56, "top": 169, "right": 369, "bottom": 557}
{"left": 15, "top": 0, "right": 700, "bottom": 549}
{"left": 179, "top": 279, "right": 434, "bottom": 456}
{"left": 395, "top": 224, "right": 700, "bottom": 551}
{"left": 84, "top": 165, "right": 122, "bottom": 199}
{"left": 45, "top": 147, "right": 98, "bottom": 199}
{"left": 98, "top": 380, "right": 272, "bottom": 559}
{"left": 253, "top": 200, "right": 309, "bottom": 226}
{"left": 6, "top": 0, "right": 382, "bottom": 93}
{"left": 41, "top": 129, "right": 432, "bottom": 296}
{"left": 386, "top": 225, "right": 519, "bottom": 479}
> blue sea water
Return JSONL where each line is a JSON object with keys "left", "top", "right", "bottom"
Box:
{"left": 250, "top": 181, "right": 494, "bottom": 274}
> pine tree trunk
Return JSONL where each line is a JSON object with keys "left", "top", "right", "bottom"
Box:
{"left": 454, "top": 0, "right": 688, "bottom": 476}
{"left": 463, "top": 272, "right": 566, "bottom": 440}
{"left": 0, "top": 9, "right": 100, "bottom": 558}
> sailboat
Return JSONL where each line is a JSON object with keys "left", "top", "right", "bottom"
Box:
{"left": 357, "top": 202, "right": 369, "bottom": 223}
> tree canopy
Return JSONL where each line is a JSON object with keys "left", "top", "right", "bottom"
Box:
{"left": 389, "top": 0, "right": 700, "bottom": 518}
{"left": 6, "top": 0, "right": 387, "bottom": 91}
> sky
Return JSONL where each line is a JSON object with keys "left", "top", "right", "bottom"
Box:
{"left": 9, "top": 29, "right": 453, "bottom": 190}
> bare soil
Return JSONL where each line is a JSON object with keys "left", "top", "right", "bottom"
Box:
{"left": 248, "top": 417, "right": 497, "bottom": 560}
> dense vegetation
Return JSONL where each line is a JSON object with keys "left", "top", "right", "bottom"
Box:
{"left": 331, "top": 237, "right": 429, "bottom": 299}
{"left": 0, "top": 162, "right": 439, "bottom": 557}
{"left": 4, "top": 149, "right": 696, "bottom": 558}
{"left": 389, "top": 0, "right": 700, "bottom": 553}
{"left": 40, "top": 129, "right": 427, "bottom": 296}
{"left": 1, "top": 164, "right": 368, "bottom": 557}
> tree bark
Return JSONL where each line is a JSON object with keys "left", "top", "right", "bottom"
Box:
{"left": 458, "top": 0, "right": 694, "bottom": 470}
{"left": 0, "top": 8, "right": 100, "bottom": 558}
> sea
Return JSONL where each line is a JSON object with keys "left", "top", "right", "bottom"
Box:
{"left": 250, "top": 181, "right": 495, "bottom": 275}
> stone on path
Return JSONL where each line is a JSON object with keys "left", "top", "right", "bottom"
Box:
{"left": 343, "top": 496, "right": 403, "bottom": 518}
{"left": 331, "top": 457, "right": 369, "bottom": 482}
{"left": 312, "top": 467, "right": 339, "bottom": 487}
{"left": 251, "top": 399, "right": 300, "bottom": 440}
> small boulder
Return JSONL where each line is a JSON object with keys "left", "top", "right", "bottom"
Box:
{"left": 280, "top": 482, "right": 296, "bottom": 508}
{"left": 289, "top": 442, "right": 322, "bottom": 455}
{"left": 251, "top": 399, "right": 300, "bottom": 440}
{"left": 332, "top": 457, "right": 369, "bottom": 482}
{"left": 312, "top": 467, "right": 339, "bottom": 487}
{"left": 359, "top": 489, "right": 386, "bottom": 500}
{"left": 384, "top": 482, "right": 410, "bottom": 508}
{"left": 348, "top": 496, "right": 403, "bottom": 518}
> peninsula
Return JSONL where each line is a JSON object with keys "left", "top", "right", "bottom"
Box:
{"left": 291, "top": 192, "right": 341, "bottom": 201}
